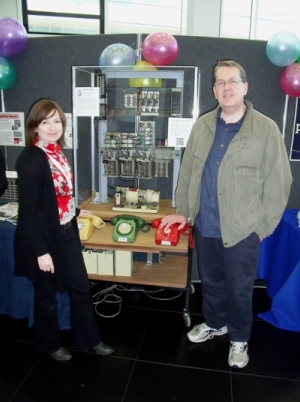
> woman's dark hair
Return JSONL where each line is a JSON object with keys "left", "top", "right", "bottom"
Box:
{"left": 25, "top": 98, "right": 66, "bottom": 147}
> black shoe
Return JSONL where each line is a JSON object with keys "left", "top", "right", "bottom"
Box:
{"left": 92, "top": 342, "right": 114, "bottom": 355}
{"left": 51, "top": 347, "right": 72, "bottom": 361}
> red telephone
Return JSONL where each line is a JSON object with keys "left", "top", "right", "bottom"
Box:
{"left": 151, "top": 218, "right": 189, "bottom": 246}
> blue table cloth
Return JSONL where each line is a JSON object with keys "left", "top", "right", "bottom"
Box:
{"left": 257, "top": 209, "right": 300, "bottom": 332}
{"left": 1, "top": 210, "right": 300, "bottom": 332}
{"left": 0, "top": 220, "right": 70, "bottom": 329}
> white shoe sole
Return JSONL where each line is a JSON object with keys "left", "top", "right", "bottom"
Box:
{"left": 228, "top": 355, "right": 249, "bottom": 369}
{"left": 187, "top": 327, "right": 228, "bottom": 343}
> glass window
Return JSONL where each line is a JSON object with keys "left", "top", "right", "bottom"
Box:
{"left": 220, "top": 0, "right": 252, "bottom": 39}
{"left": 27, "top": 15, "right": 100, "bottom": 35}
{"left": 22, "top": 0, "right": 103, "bottom": 35}
{"left": 26, "top": 0, "right": 100, "bottom": 15}
{"left": 221, "top": 0, "right": 300, "bottom": 40}
{"left": 22, "top": 0, "right": 184, "bottom": 36}
{"left": 253, "top": 0, "right": 300, "bottom": 40}
{"left": 106, "top": 0, "right": 183, "bottom": 34}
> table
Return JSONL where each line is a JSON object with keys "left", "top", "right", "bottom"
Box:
{"left": 0, "top": 220, "right": 70, "bottom": 329}
{"left": 0, "top": 220, "right": 33, "bottom": 320}
{"left": 257, "top": 209, "right": 300, "bottom": 332}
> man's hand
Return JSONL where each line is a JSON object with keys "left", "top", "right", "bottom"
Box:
{"left": 160, "top": 214, "right": 188, "bottom": 231}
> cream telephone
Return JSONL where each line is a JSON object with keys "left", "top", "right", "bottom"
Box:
{"left": 77, "top": 214, "right": 105, "bottom": 241}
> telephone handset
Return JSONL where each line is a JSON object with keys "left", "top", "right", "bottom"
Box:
{"left": 110, "top": 214, "right": 150, "bottom": 243}
{"left": 77, "top": 214, "right": 105, "bottom": 241}
{"left": 151, "top": 218, "right": 189, "bottom": 246}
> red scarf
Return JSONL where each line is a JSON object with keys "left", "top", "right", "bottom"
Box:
{"left": 35, "top": 140, "right": 75, "bottom": 222}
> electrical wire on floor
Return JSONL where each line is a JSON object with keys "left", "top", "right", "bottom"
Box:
{"left": 90, "top": 282, "right": 183, "bottom": 319}
{"left": 116, "top": 284, "right": 182, "bottom": 301}
{"left": 92, "top": 283, "right": 122, "bottom": 319}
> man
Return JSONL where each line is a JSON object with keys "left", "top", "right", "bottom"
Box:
{"left": 160, "top": 60, "right": 292, "bottom": 369}
{"left": 0, "top": 147, "right": 8, "bottom": 197}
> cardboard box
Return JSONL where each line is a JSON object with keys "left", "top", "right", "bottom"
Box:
{"left": 97, "top": 250, "right": 114, "bottom": 275}
{"left": 114, "top": 250, "right": 133, "bottom": 276}
{"left": 82, "top": 249, "right": 98, "bottom": 274}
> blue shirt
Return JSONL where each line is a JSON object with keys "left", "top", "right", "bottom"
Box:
{"left": 195, "top": 108, "right": 245, "bottom": 237}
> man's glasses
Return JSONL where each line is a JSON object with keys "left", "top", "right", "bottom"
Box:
{"left": 214, "top": 79, "right": 244, "bottom": 88}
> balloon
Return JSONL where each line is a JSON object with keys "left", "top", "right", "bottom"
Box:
{"left": 297, "top": 54, "right": 300, "bottom": 63}
{"left": 99, "top": 43, "right": 136, "bottom": 70}
{"left": 129, "top": 61, "right": 162, "bottom": 87}
{"left": 266, "top": 31, "right": 300, "bottom": 67}
{"left": 0, "top": 57, "right": 16, "bottom": 89}
{"left": 142, "top": 32, "right": 178, "bottom": 66}
{"left": 0, "top": 17, "right": 28, "bottom": 58}
{"left": 280, "top": 63, "right": 300, "bottom": 97}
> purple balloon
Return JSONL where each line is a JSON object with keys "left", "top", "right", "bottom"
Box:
{"left": 0, "top": 17, "right": 28, "bottom": 58}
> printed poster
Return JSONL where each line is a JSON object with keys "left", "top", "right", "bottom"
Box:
{"left": 0, "top": 112, "right": 25, "bottom": 146}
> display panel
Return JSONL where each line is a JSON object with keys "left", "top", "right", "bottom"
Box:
{"left": 72, "top": 66, "right": 199, "bottom": 207}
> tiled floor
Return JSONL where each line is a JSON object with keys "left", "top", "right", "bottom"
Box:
{"left": 1, "top": 281, "right": 300, "bottom": 402}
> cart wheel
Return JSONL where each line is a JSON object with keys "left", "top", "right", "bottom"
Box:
{"left": 190, "top": 283, "right": 195, "bottom": 294}
{"left": 183, "top": 313, "right": 191, "bottom": 327}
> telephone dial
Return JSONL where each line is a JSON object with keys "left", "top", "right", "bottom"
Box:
{"left": 77, "top": 214, "right": 105, "bottom": 241}
{"left": 110, "top": 214, "right": 150, "bottom": 243}
{"left": 151, "top": 218, "right": 189, "bottom": 246}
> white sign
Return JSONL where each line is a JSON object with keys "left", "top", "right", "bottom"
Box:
{"left": 0, "top": 112, "right": 25, "bottom": 146}
{"left": 73, "top": 87, "right": 100, "bottom": 116}
{"left": 167, "top": 117, "right": 194, "bottom": 147}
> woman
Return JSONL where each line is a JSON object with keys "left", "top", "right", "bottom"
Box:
{"left": 14, "top": 98, "right": 114, "bottom": 361}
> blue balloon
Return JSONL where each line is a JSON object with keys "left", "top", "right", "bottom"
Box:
{"left": 99, "top": 43, "right": 136, "bottom": 71}
{"left": 0, "top": 56, "right": 16, "bottom": 90}
{"left": 266, "top": 31, "right": 300, "bottom": 67}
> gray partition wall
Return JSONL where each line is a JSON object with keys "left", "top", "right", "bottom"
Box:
{"left": 2, "top": 33, "right": 299, "bottom": 208}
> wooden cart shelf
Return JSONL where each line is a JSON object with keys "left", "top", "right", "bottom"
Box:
{"left": 80, "top": 199, "right": 193, "bottom": 326}
{"left": 88, "top": 255, "right": 188, "bottom": 288}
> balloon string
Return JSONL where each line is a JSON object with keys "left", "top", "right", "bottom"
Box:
{"left": 0, "top": 90, "right": 5, "bottom": 112}
{"left": 282, "top": 94, "right": 289, "bottom": 141}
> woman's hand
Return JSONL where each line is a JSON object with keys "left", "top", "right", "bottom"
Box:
{"left": 160, "top": 214, "right": 188, "bottom": 231}
{"left": 37, "top": 253, "right": 54, "bottom": 273}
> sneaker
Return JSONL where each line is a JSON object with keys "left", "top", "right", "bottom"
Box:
{"left": 51, "top": 346, "right": 72, "bottom": 361}
{"left": 92, "top": 342, "right": 114, "bottom": 355}
{"left": 228, "top": 341, "right": 249, "bottom": 368}
{"left": 187, "top": 322, "right": 228, "bottom": 343}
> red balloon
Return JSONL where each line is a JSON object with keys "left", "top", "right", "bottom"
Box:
{"left": 280, "top": 63, "right": 300, "bottom": 97}
{"left": 142, "top": 32, "right": 178, "bottom": 66}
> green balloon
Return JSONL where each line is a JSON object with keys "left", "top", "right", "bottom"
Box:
{"left": 297, "top": 53, "right": 300, "bottom": 63}
{"left": 0, "top": 56, "right": 16, "bottom": 90}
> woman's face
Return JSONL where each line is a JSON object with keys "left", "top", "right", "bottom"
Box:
{"left": 36, "top": 109, "right": 63, "bottom": 144}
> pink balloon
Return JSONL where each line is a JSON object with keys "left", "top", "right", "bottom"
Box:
{"left": 142, "top": 32, "right": 178, "bottom": 66}
{"left": 280, "top": 63, "right": 300, "bottom": 97}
